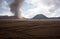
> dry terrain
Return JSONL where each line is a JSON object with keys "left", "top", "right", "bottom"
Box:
{"left": 0, "top": 19, "right": 60, "bottom": 39}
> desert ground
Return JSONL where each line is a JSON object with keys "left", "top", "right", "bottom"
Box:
{"left": 0, "top": 19, "right": 60, "bottom": 39}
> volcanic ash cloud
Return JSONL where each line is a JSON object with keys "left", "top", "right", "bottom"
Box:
{"left": 10, "top": 0, "right": 24, "bottom": 18}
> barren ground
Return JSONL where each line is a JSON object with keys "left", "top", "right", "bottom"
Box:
{"left": 0, "top": 19, "right": 60, "bottom": 39}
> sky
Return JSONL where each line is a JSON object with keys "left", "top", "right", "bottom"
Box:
{"left": 0, "top": 0, "right": 60, "bottom": 18}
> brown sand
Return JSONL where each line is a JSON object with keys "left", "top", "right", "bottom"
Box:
{"left": 0, "top": 19, "right": 60, "bottom": 39}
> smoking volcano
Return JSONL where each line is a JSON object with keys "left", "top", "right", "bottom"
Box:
{"left": 10, "top": 0, "right": 24, "bottom": 19}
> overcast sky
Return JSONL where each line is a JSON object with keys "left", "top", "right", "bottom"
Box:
{"left": 0, "top": 0, "right": 60, "bottom": 18}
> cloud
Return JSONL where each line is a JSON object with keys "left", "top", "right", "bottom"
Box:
{"left": 1, "top": 0, "right": 8, "bottom": 8}
{"left": 41, "top": 0, "right": 60, "bottom": 12}
{"left": 23, "top": 0, "right": 60, "bottom": 18}
{"left": 0, "top": 11, "right": 14, "bottom": 16}
{"left": 0, "top": 0, "right": 13, "bottom": 16}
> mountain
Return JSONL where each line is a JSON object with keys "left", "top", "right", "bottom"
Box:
{"left": 32, "top": 14, "right": 48, "bottom": 19}
{"left": 32, "top": 14, "right": 60, "bottom": 19}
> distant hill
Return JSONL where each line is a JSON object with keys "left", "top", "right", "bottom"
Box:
{"left": 48, "top": 17, "right": 60, "bottom": 19}
{"left": 32, "top": 14, "right": 60, "bottom": 19}
{"left": 0, "top": 14, "right": 60, "bottom": 19}
{"left": 0, "top": 16, "right": 17, "bottom": 19}
{"left": 0, "top": 16, "right": 27, "bottom": 19}
{"left": 32, "top": 14, "right": 48, "bottom": 19}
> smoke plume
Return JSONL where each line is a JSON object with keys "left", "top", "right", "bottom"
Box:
{"left": 10, "top": 0, "right": 24, "bottom": 18}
